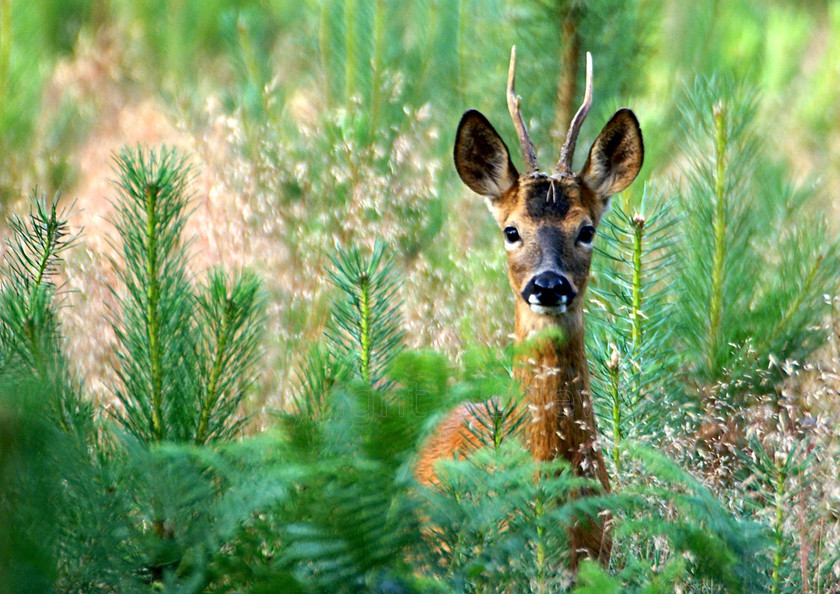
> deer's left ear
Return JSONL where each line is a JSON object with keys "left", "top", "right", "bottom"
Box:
{"left": 580, "top": 108, "right": 643, "bottom": 200}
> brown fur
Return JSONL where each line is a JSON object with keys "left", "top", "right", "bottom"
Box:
{"left": 414, "top": 401, "right": 492, "bottom": 485}
{"left": 418, "top": 68, "right": 643, "bottom": 571}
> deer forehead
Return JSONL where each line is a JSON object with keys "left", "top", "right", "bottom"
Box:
{"left": 496, "top": 177, "right": 596, "bottom": 229}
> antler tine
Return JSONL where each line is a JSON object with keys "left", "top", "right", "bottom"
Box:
{"left": 557, "top": 51, "right": 593, "bottom": 174}
{"left": 507, "top": 46, "right": 539, "bottom": 174}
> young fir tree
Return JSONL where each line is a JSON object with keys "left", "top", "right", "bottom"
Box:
{"left": 271, "top": 242, "right": 432, "bottom": 592}
{"left": 292, "top": 240, "right": 405, "bottom": 421}
{"left": 0, "top": 154, "right": 277, "bottom": 590}
{"left": 0, "top": 194, "right": 92, "bottom": 437}
{"left": 671, "top": 76, "right": 839, "bottom": 393}
{"left": 0, "top": 193, "right": 93, "bottom": 589}
{"left": 0, "top": 194, "right": 139, "bottom": 591}
{"left": 587, "top": 189, "right": 680, "bottom": 469}
{"left": 325, "top": 240, "right": 405, "bottom": 388}
{"left": 108, "top": 146, "right": 265, "bottom": 444}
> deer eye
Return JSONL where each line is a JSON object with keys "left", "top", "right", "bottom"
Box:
{"left": 577, "top": 225, "right": 595, "bottom": 244}
{"left": 504, "top": 226, "right": 521, "bottom": 243}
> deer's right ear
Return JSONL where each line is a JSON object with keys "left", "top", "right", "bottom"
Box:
{"left": 454, "top": 110, "right": 519, "bottom": 200}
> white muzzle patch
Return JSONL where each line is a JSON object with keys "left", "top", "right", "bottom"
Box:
{"left": 527, "top": 294, "right": 568, "bottom": 315}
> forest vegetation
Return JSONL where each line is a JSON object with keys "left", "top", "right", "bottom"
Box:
{"left": 1, "top": 0, "right": 840, "bottom": 591}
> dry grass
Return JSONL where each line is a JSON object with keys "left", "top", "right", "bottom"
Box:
{"left": 35, "top": 30, "right": 503, "bottom": 431}
{"left": 38, "top": 31, "right": 288, "bottom": 424}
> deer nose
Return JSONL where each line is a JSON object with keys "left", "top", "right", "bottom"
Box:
{"left": 524, "top": 272, "right": 577, "bottom": 309}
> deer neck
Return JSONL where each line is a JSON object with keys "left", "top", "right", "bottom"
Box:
{"left": 513, "top": 299, "right": 604, "bottom": 481}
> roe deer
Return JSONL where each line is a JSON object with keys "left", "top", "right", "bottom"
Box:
{"left": 416, "top": 47, "right": 644, "bottom": 567}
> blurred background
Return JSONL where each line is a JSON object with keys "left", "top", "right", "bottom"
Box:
{"left": 2, "top": 0, "right": 839, "bottom": 421}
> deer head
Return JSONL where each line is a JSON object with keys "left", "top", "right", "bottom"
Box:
{"left": 454, "top": 48, "right": 643, "bottom": 328}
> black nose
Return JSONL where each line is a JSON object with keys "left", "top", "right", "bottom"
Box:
{"left": 525, "top": 272, "right": 576, "bottom": 307}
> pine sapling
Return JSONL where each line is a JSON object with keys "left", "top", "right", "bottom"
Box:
{"left": 588, "top": 192, "right": 679, "bottom": 464}
{"left": 109, "top": 146, "right": 265, "bottom": 444}
{"left": 0, "top": 192, "right": 91, "bottom": 436}
{"left": 671, "top": 76, "right": 840, "bottom": 396}
{"left": 195, "top": 268, "right": 265, "bottom": 445}
{"left": 324, "top": 239, "right": 404, "bottom": 387}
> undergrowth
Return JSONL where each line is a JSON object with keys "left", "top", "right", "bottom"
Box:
{"left": 1, "top": 3, "right": 840, "bottom": 591}
{"left": 1, "top": 112, "right": 838, "bottom": 591}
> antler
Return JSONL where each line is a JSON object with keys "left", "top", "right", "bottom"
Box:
{"left": 556, "top": 51, "right": 593, "bottom": 174}
{"left": 507, "top": 46, "right": 539, "bottom": 174}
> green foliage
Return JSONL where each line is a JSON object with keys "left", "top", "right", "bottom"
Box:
{"left": 109, "top": 146, "right": 200, "bottom": 442}
{"left": 116, "top": 436, "right": 291, "bottom": 589}
{"left": 270, "top": 388, "right": 425, "bottom": 592}
{"left": 0, "top": 200, "right": 811, "bottom": 591}
{"left": 567, "top": 445, "right": 770, "bottom": 593}
{"left": 317, "top": 0, "right": 465, "bottom": 135}
{"left": 572, "top": 559, "right": 622, "bottom": 594}
{"left": 1, "top": 194, "right": 73, "bottom": 371}
{"left": 195, "top": 268, "right": 265, "bottom": 444}
{"left": 424, "top": 444, "right": 593, "bottom": 592}
{"left": 588, "top": 191, "right": 680, "bottom": 459}
{"left": 671, "top": 76, "right": 840, "bottom": 389}
{"left": 510, "top": 0, "right": 654, "bottom": 156}
{"left": 109, "top": 146, "right": 266, "bottom": 444}
{"left": 290, "top": 342, "right": 351, "bottom": 421}
{"left": 219, "top": 6, "right": 285, "bottom": 119}
{"left": 582, "top": 73, "right": 840, "bottom": 591}
{"left": 326, "top": 240, "right": 404, "bottom": 385}
{"left": 611, "top": 444, "right": 769, "bottom": 592}
{"left": 0, "top": 379, "right": 92, "bottom": 591}
{"left": 282, "top": 238, "right": 772, "bottom": 593}
{"left": 265, "top": 248, "right": 445, "bottom": 590}
{"left": 737, "top": 396, "right": 840, "bottom": 594}
{"left": 3, "top": 1, "right": 840, "bottom": 591}
{"left": 0, "top": 0, "right": 94, "bottom": 202}
{"left": 1, "top": 155, "right": 277, "bottom": 591}
{"left": 0, "top": 196, "right": 113, "bottom": 590}
{"left": 2, "top": 390, "right": 293, "bottom": 590}
{"left": 0, "top": 193, "right": 92, "bottom": 436}
{"left": 110, "top": 0, "right": 270, "bottom": 89}
{"left": 291, "top": 241, "right": 405, "bottom": 421}
{"left": 0, "top": 2, "right": 43, "bottom": 155}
